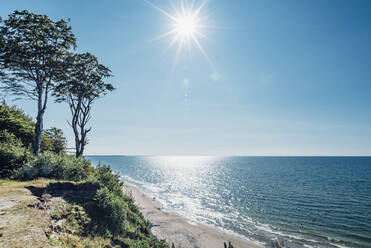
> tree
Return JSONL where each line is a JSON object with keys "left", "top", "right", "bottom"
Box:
{"left": 41, "top": 127, "right": 67, "bottom": 154}
{"left": 0, "top": 10, "right": 76, "bottom": 156}
{"left": 54, "top": 53, "right": 114, "bottom": 157}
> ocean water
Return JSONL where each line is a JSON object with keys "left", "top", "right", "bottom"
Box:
{"left": 86, "top": 156, "right": 371, "bottom": 248}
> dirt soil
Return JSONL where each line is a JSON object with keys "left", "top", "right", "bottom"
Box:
{"left": 0, "top": 179, "right": 105, "bottom": 248}
{"left": 0, "top": 179, "right": 52, "bottom": 248}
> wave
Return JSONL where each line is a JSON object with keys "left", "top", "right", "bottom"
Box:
{"left": 121, "top": 174, "right": 355, "bottom": 248}
{"left": 87, "top": 155, "right": 371, "bottom": 248}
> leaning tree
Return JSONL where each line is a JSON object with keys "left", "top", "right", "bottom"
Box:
{"left": 54, "top": 53, "right": 114, "bottom": 157}
{"left": 0, "top": 10, "right": 76, "bottom": 156}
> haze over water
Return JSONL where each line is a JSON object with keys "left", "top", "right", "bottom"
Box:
{"left": 87, "top": 156, "right": 371, "bottom": 248}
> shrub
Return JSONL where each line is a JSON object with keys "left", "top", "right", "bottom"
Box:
{"left": 11, "top": 160, "right": 38, "bottom": 180}
{"left": 0, "top": 101, "right": 34, "bottom": 147}
{"left": 39, "top": 152, "right": 93, "bottom": 181}
{"left": 0, "top": 102, "right": 67, "bottom": 155}
{"left": 12, "top": 152, "right": 93, "bottom": 181}
{"left": 40, "top": 133, "right": 54, "bottom": 154}
{"left": 66, "top": 204, "right": 91, "bottom": 234}
{"left": 0, "top": 129, "right": 23, "bottom": 146}
{"left": 94, "top": 186, "right": 128, "bottom": 237}
{"left": 123, "top": 236, "right": 169, "bottom": 248}
{"left": 88, "top": 165, "right": 156, "bottom": 242}
{"left": 91, "top": 165, "right": 124, "bottom": 197}
{"left": 40, "top": 127, "right": 67, "bottom": 154}
{"left": 0, "top": 130, "right": 33, "bottom": 178}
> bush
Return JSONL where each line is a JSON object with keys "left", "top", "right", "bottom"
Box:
{"left": 38, "top": 152, "right": 93, "bottom": 181}
{"left": 92, "top": 183, "right": 168, "bottom": 247}
{"left": 0, "top": 130, "right": 33, "bottom": 178}
{"left": 94, "top": 186, "right": 128, "bottom": 237}
{"left": 0, "top": 101, "right": 34, "bottom": 147}
{"left": 123, "top": 236, "right": 169, "bottom": 248}
{"left": 0, "top": 102, "right": 69, "bottom": 179}
{"left": 12, "top": 152, "right": 93, "bottom": 181}
{"left": 66, "top": 204, "right": 91, "bottom": 234}
{"left": 91, "top": 165, "right": 124, "bottom": 197}
{"left": 0, "top": 102, "right": 67, "bottom": 157}
{"left": 40, "top": 127, "right": 67, "bottom": 154}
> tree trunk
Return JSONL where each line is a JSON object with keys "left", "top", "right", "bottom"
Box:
{"left": 74, "top": 126, "right": 81, "bottom": 157}
{"left": 79, "top": 141, "right": 85, "bottom": 157}
{"left": 75, "top": 138, "right": 80, "bottom": 157}
{"left": 70, "top": 98, "right": 91, "bottom": 158}
{"left": 75, "top": 133, "right": 85, "bottom": 157}
{"left": 34, "top": 96, "right": 44, "bottom": 157}
{"left": 79, "top": 133, "right": 86, "bottom": 157}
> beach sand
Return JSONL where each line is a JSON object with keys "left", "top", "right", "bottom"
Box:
{"left": 124, "top": 183, "right": 262, "bottom": 248}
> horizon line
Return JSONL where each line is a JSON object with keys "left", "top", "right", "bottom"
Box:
{"left": 84, "top": 154, "right": 371, "bottom": 157}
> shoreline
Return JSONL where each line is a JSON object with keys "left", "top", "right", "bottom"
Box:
{"left": 123, "top": 182, "right": 262, "bottom": 248}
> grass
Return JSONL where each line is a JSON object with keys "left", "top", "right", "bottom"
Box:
{"left": 0, "top": 178, "right": 169, "bottom": 248}
{"left": 0, "top": 178, "right": 48, "bottom": 193}
{"left": 0, "top": 179, "right": 108, "bottom": 247}
{"left": 0, "top": 179, "right": 51, "bottom": 247}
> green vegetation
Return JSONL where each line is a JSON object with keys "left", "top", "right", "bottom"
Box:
{"left": 0, "top": 10, "right": 113, "bottom": 157}
{"left": 0, "top": 8, "right": 165, "bottom": 245}
{"left": 0, "top": 102, "right": 169, "bottom": 247}
{"left": 40, "top": 127, "right": 67, "bottom": 154}
{"left": 0, "top": 9, "right": 234, "bottom": 248}
{"left": 0, "top": 10, "right": 76, "bottom": 156}
{"left": 51, "top": 166, "right": 169, "bottom": 247}
{"left": 0, "top": 129, "right": 32, "bottom": 178}
{"left": 0, "top": 101, "right": 34, "bottom": 146}
{"left": 0, "top": 102, "right": 68, "bottom": 178}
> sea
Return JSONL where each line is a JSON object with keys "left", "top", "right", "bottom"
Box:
{"left": 86, "top": 156, "right": 371, "bottom": 248}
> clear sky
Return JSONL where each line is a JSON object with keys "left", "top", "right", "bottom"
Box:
{"left": 1, "top": 0, "right": 371, "bottom": 156}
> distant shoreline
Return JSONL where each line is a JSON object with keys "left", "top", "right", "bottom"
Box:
{"left": 87, "top": 155, "right": 371, "bottom": 158}
{"left": 123, "top": 181, "right": 262, "bottom": 248}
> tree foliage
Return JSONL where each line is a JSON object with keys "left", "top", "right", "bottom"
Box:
{"left": 0, "top": 102, "right": 68, "bottom": 177}
{"left": 40, "top": 127, "right": 67, "bottom": 154}
{"left": 0, "top": 100, "right": 34, "bottom": 147}
{"left": 0, "top": 10, "right": 76, "bottom": 156}
{"left": 54, "top": 52, "right": 114, "bottom": 157}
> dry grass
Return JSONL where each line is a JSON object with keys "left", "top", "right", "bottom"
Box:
{"left": 0, "top": 179, "right": 49, "bottom": 195}
{"left": 0, "top": 179, "right": 52, "bottom": 248}
{"left": 0, "top": 179, "right": 114, "bottom": 248}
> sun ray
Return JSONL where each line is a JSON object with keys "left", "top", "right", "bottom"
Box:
{"left": 191, "top": 34, "right": 212, "bottom": 65}
{"left": 181, "top": 0, "right": 186, "bottom": 16}
{"left": 147, "top": 0, "right": 212, "bottom": 66}
{"left": 151, "top": 29, "right": 178, "bottom": 42}
{"left": 192, "top": 0, "right": 207, "bottom": 18}
{"left": 144, "top": 0, "right": 177, "bottom": 22}
{"left": 194, "top": 29, "right": 207, "bottom": 39}
{"left": 169, "top": 34, "right": 181, "bottom": 50}
{"left": 170, "top": 35, "right": 185, "bottom": 76}
{"left": 190, "top": 0, "right": 196, "bottom": 13}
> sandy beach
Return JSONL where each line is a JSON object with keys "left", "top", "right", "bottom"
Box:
{"left": 123, "top": 182, "right": 262, "bottom": 248}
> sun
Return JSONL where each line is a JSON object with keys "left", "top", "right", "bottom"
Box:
{"left": 175, "top": 15, "right": 197, "bottom": 37}
{"left": 147, "top": 0, "right": 210, "bottom": 62}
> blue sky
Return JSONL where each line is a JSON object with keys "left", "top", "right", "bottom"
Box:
{"left": 1, "top": 0, "right": 371, "bottom": 155}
